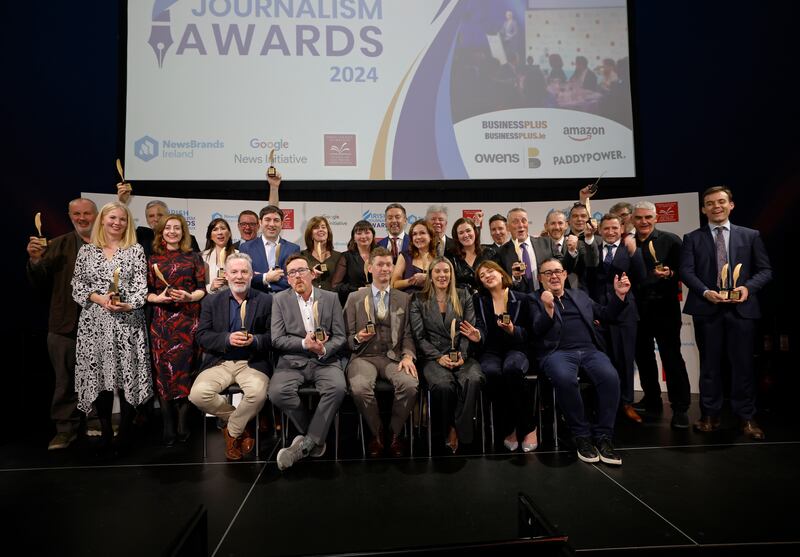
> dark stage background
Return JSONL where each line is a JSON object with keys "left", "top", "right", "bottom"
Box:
{"left": 6, "top": 1, "right": 799, "bottom": 434}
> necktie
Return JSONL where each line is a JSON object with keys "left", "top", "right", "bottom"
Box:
{"left": 604, "top": 244, "right": 615, "bottom": 267}
{"left": 715, "top": 226, "right": 727, "bottom": 286}
{"left": 520, "top": 242, "right": 533, "bottom": 280}
{"left": 438, "top": 237, "right": 445, "bottom": 257}
{"left": 556, "top": 242, "right": 562, "bottom": 254}
{"left": 377, "top": 290, "right": 387, "bottom": 320}
{"left": 390, "top": 237, "right": 398, "bottom": 261}
{"left": 266, "top": 241, "right": 276, "bottom": 269}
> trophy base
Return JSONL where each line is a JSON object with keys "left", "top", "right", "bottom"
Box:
{"left": 319, "top": 264, "right": 328, "bottom": 273}
{"left": 110, "top": 294, "right": 121, "bottom": 305}
{"left": 314, "top": 327, "right": 326, "bottom": 342}
{"left": 38, "top": 237, "right": 47, "bottom": 248}
{"left": 448, "top": 351, "right": 461, "bottom": 363}
{"left": 501, "top": 313, "right": 511, "bottom": 325}
{"left": 729, "top": 290, "right": 742, "bottom": 301}
{"left": 655, "top": 264, "right": 664, "bottom": 273}
{"left": 217, "top": 269, "right": 225, "bottom": 279}
{"left": 365, "top": 322, "right": 376, "bottom": 334}
{"left": 239, "top": 328, "right": 250, "bottom": 339}
{"left": 718, "top": 290, "right": 729, "bottom": 300}
{"left": 267, "top": 166, "right": 277, "bottom": 178}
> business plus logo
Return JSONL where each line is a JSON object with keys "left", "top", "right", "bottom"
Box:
{"left": 135, "top": 135, "right": 160, "bottom": 162}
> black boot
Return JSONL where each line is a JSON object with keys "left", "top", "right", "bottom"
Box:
{"left": 160, "top": 396, "right": 176, "bottom": 446}
{"left": 94, "top": 392, "right": 115, "bottom": 456}
{"left": 176, "top": 398, "right": 191, "bottom": 443}
{"left": 113, "top": 394, "right": 135, "bottom": 455}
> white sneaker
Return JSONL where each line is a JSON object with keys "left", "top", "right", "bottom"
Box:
{"left": 276, "top": 435, "right": 305, "bottom": 471}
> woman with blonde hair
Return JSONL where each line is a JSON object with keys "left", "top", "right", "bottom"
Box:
{"left": 71, "top": 201, "right": 153, "bottom": 453}
{"left": 410, "top": 257, "right": 484, "bottom": 453}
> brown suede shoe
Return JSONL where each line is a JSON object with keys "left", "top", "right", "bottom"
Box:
{"left": 240, "top": 427, "right": 255, "bottom": 455}
{"left": 223, "top": 427, "right": 242, "bottom": 461}
{"left": 367, "top": 434, "right": 384, "bottom": 458}
{"left": 389, "top": 434, "right": 405, "bottom": 458}
{"left": 742, "top": 419, "right": 765, "bottom": 441}
{"left": 693, "top": 415, "right": 721, "bottom": 433}
{"left": 622, "top": 404, "right": 643, "bottom": 424}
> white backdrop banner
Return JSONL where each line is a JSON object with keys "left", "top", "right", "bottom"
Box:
{"left": 85, "top": 189, "right": 701, "bottom": 393}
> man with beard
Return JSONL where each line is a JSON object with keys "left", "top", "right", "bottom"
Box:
{"left": 377, "top": 203, "right": 410, "bottom": 263}
{"left": 189, "top": 253, "right": 272, "bottom": 461}
{"left": 27, "top": 198, "right": 98, "bottom": 450}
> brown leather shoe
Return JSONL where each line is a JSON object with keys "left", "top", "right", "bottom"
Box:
{"left": 223, "top": 427, "right": 242, "bottom": 461}
{"left": 367, "top": 434, "right": 384, "bottom": 458}
{"left": 693, "top": 415, "right": 721, "bottom": 433}
{"left": 742, "top": 419, "right": 765, "bottom": 440}
{"left": 622, "top": 404, "right": 643, "bottom": 424}
{"left": 240, "top": 427, "right": 255, "bottom": 455}
{"left": 389, "top": 434, "right": 405, "bottom": 458}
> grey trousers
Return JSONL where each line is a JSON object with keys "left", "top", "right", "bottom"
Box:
{"left": 423, "top": 358, "right": 484, "bottom": 444}
{"left": 268, "top": 363, "right": 346, "bottom": 446}
{"left": 347, "top": 355, "right": 419, "bottom": 437}
{"left": 47, "top": 333, "right": 81, "bottom": 434}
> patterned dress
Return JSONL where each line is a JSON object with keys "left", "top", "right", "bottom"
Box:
{"left": 147, "top": 250, "right": 205, "bottom": 400}
{"left": 71, "top": 243, "right": 153, "bottom": 413}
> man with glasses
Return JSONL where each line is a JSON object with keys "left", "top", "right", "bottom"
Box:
{"left": 271, "top": 254, "right": 347, "bottom": 470}
{"left": 233, "top": 169, "right": 281, "bottom": 247}
{"left": 532, "top": 258, "right": 631, "bottom": 466}
{"left": 610, "top": 201, "right": 635, "bottom": 236}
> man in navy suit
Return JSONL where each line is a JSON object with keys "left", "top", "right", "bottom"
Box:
{"left": 376, "top": 203, "right": 410, "bottom": 263}
{"left": 238, "top": 205, "right": 300, "bottom": 293}
{"left": 532, "top": 258, "right": 631, "bottom": 466}
{"left": 680, "top": 186, "right": 772, "bottom": 439}
{"left": 189, "top": 253, "right": 272, "bottom": 461}
{"left": 585, "top": 214, "right": 647, "bottom": 424}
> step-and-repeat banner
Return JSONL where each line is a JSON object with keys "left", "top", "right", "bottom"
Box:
{"left": 85, "top": 189, "right": 701, "bottom": 393}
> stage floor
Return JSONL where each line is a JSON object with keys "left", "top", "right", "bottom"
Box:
{"left": 2, "top": 396, "right": 799, "bottom": 556}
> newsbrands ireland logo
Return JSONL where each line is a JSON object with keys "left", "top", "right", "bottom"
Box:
{"left": 324, "top": 134, "right": 357, "bottom": 166}
{"left": 655, "top": 202, "right": 679, "bottom": 223}
{"left": 527, "top": 147, "right": 541, "bottom": 169}
{"left": 563, "top": 125, "right": 606, "bottom": 142}
{"left": 474, "top": 153, "right": 520, "bottom": 164}
{"left": 150, "top": 1, "right": 178, "bottom": 68}
{"left": 135, "top": 136, "right": 160, "bottom": 162}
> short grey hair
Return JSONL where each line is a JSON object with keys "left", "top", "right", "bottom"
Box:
{"left": 633, "top": 200, "right": 656, "bottom": 212}
{"left": 225, "top": 252, "right": 253, "bottom": 271}
{"left": 426, "top": 205, "right": 448, "bottom": 217}
{"left": 545, "top": 209, "right": 566, "bottom": 222}
{"left": 68, "top": 198, "right": 98, "bottom": 212}
{"left": 145, "top": 200, "right": 169, "bottom": 212}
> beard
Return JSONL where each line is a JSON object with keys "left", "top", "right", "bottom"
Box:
{"left": 230, "top": 282, "right": 249, "bottom": 296}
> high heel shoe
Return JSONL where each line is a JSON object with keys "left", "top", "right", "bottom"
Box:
{"left": 503, "top": 438, "right": 519, "bottom": 451}
{"left": 521, "top": 429, "right": 538, "bottom": 453}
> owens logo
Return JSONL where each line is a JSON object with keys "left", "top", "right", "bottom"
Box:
{"left": 474, "top": 153, "right": 520, "bottom": 164}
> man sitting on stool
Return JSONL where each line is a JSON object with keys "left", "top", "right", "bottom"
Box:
{"left": 532, "top": 258, "right": 631, "bottom": 466}
{"left": 190, "top": 253, "right": 271, "bottom": 461}
{"left": 344, "top": 247, "right": 418, "bottom": 457}
{"left": 271, "top": 254, "right": 347, "bottom": 471}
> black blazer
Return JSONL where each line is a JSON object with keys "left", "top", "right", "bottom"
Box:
{"left": 447, "top": 248, "right": 495, "bottom": 295}
{"left": 331, "top": 249, "right": 372, "bottom": 307}
{"left": 635, "top": 228, "right": 683, "bottom": 312}
{"left": 473, "top": 289, "right": 532, "bottom": 355}
{"left": 492, "top": 236, "right": 561, "bottom": 293}
{"left": 409, "top": 288, "right": 475, "bottom": 361}
{"left": 195, "top": 288, "right": 273, "bottom": 375}
{"left": 585, "top": 240, "right": 646, "bottom": 322}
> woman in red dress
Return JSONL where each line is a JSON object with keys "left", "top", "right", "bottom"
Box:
{"left": 147, "top": 214, "right": 206, "bottom": 445}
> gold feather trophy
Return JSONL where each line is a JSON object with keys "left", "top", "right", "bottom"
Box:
{"left": 34, "top": 212, "right": 47, "bottom": 247}
{"left": 449, "top": 318, "right": 461, "bottom": 362}
{"left": 364, "top": 295, "right": 375, "bottom": 334}
{"left": 718, "top": 263, "right": 730, "bottom": 300}
{"left": 729, "top": 263, "right": 743, "bottom": 301}
{"left": 217, "top": 248, "right": 227, "bottom": 279}
{"left": 315, "top": 241, "right": 327, "bottom": 273}
{"left": 648, "top": 240, "right": 664, "bottom": 273}
{"left": 501, "top": 289, "right": 511, "bottom": 325}
{"left": 239, "top": 300, "right": 249, "bottom": 337}
{"left": 313, "top": 300, "right": 325, "bottom": 341}
{"left": 267, "top": 148, "right": 277, "bottom": 178}
{"left": 109, "top": 267, "right": 121, "bottom": 304}
{"left": 153, "top": 263, "right": 171, "bottom": 295}
{"left": 512, "top": 238, "right": 526, "bottom": 275}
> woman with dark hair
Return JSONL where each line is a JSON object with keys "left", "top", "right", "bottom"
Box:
{"left": 448, "top": 217, "right": 494, "bottom": 295}
{"left": 201, "top": 218, "right": 237, "bottom": 294}
{"left": 147, "top": 214, "right": 206, "bottom": 445}
{"left": 392, "top": 219, "right": 437, "bottom": 293}
{"left": 463, "top": 260, "right": 538, "bottom": 453}
{"left": 410, "top": 257, "right": 484, "bottom": 453}
{"left": 72, "top": 201, "right": 153, "bottom": 453}
{"left": 331, "top": 219, "right": 377, "bottom": 306}
{"left": 300, "top": 216, "right": 342, "bottom": 291}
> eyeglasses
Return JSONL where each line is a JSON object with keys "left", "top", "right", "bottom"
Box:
{"left": 238, "top": 222, "right": 258, "bottom": 228}
{"left": 539, "top": 269, "right": 566, "bottom": 277}
{"left": 286, "top": 268, "right": 310, "bottom": 277}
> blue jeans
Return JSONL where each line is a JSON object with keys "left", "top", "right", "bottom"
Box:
{"left": 540, "top": 349, "right": 620, "bottom": 440}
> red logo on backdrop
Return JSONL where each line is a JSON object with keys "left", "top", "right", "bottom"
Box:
{"left": 463, "top": 209, "right": 483, "bottom": 221}
{"left": 655, "top": 202, "right": 679, "bottom": 223}
{"left": 282, "top": 209, "right": 295, "bottom": 230}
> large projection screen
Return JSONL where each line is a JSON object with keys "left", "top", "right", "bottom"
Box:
{"left": 125, "top": 0, "right": 635, "bottom": 181}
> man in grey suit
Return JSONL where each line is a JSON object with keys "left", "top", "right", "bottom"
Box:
{"left": 272, "top": 253, "right": 348, "bottom": 470}
{"left": 344, "top": 247, "right": 418, "bottom": 458}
